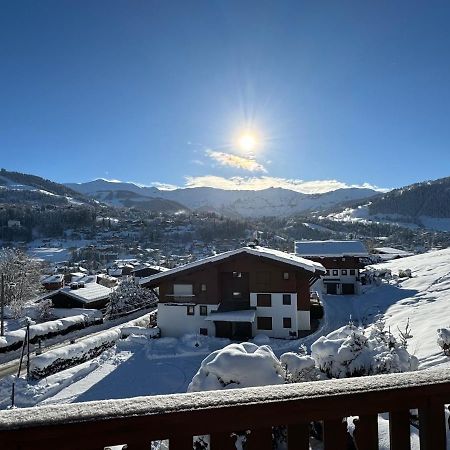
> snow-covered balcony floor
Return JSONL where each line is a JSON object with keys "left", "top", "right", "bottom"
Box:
{"left": 1, "top": 368, "right": 450, "bottom": 449}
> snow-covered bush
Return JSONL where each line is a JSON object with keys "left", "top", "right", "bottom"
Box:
{"left": 280, "top": 352, "right": 323, "bottom": 382}
{"left": 105, "top": 279, "right": 157, "bottom": 319}
{"left": 188, "top": 342, "right": 285, "bottom": 392}
{"left": 120, "top": 326, "right": 160, "bottom": 339}
{"left": 398, "top": 269, "right": 412, "bottom": 278}
{"left": 437, "top": 328, "right": 450, "bottom": 355}
{"left": 311, "top": 321, "right": 419, "bottom": 378}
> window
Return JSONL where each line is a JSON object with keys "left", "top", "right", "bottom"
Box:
{"left": 282, "top": 294, "right": 291, "bottom": 305}
{"left": 200, "top": 305, "right": 207, "bottom": 316}
{"left": 201, "top": 283, "right": 207, "bottom": 292}
{"left": 283, "top": 317, "right": 292, "bottom": 328}
{"left": 187, "top": 305, "right": 195, "bottom": 315}
{"left": 232, "top": 271, "right": 242, "bottom": 278}
{"left": 350, "top": 269, "right": 356, "bottom": 276}
{"left": 341, "top": 269, "right": 348, "bottom": 275}
{"left": 257, "top": 294, "right": 271, "bottom": 307}
{"left": 199, "top": 328, "right": 208, "bottom": 336}
{"left": 283, "top": 272, "right": 289, "bottom": 280}
{"left": 332, "top": 269, "right": 338, "bottom": 276}
{"left": 257, "top": 316, "right": 272, "bottom": 330}
{"left": 174, "top": 284, "right": 193, "bottom": 296}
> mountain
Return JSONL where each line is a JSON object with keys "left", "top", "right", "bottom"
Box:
{"left": 66, "top": 179, "right": 379, "bottom": 217}
{"left": 0, "top": 168, "right": 89, "bottom": 206}
{"left": 325, "top": 176, "right": 450, "bottom": 232}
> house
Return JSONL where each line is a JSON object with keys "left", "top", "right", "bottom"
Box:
{"left": 131, "top": 265, "right": 168, "bottom": 279}
{"left": 294, "top": 240, "right": 369, "bottom": 295}
{"left": 139, "top": 245, "right": 325, "bottom": 339}
{"left": 41, "top": 274, "right": 64, "bottom": 291}
{"left": 47, "top": 281, "right": 113, "bottom": 310}
{"left": 372, "top": 247, "right": 414, "bottom": 261}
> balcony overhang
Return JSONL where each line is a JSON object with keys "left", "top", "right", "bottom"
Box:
{"left": 205, "top": 309, "right": 256, "bottom": 323}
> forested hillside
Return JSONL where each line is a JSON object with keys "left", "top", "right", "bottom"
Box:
{"left": 368, "top": 177, "right": 450, "bottom": 218}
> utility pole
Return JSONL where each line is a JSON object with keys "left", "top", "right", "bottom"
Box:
{"left": 26, "top": 320, "right": 31, "bottom": 380}
{"left": 1, "top": 273, "right": 4, "bottom": 337}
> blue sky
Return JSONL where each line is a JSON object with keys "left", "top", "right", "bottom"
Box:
{"left": 1, "top": 1, "right": 450, "bottom": 193}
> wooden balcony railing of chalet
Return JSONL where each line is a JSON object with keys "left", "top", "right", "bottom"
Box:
{"left": 1, "top": 368, "right": 450, "bottom": 450}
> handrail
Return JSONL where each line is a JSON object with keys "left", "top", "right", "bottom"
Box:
{"left": 1, "top": 368, "right": 450, "bottom": 449}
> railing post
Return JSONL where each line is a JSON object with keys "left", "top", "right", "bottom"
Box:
{"left": 210, "top": 432, "right": 235, "bottom": 450}
{"left": 418, "top": 397, "right": 446, "bottom": 450}
{"left": 323, "top": 418, "right": 348, "bottom": 450}
{"left": 287, "top": 422, "right": 310, "bottom": 450}
{"left": 389, "top": 410, "right": 411, "bottom": 450}
{"left": 353, "top": 415, "right": 378, "bottom": 450}
{"left": 169, "top": 433, "right": 192, "bottom": 450}
{"left": 247, "top": 427, "right": 272, "bottom": 450}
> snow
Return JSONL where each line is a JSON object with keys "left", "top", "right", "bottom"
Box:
{"left": 120, "top": 326, "right": 160, "bottom": 338}
{"left": 57, "top": 283, "right": 113, "bottom": 305}
{"left": 187, "top": 343, "right": 285, "bottom": 392}
{"left": 204, "top": 310, "right": 256, "bottom": 323}
{"left": 294, "top": 239, "right": 369, "bottom": 257}
{"left": 140, "top": 245, "right": 325, "bottom": 286}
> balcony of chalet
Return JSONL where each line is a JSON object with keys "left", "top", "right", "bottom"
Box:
{"left": 1, "top": 368, "right": 450, "bottom": 450}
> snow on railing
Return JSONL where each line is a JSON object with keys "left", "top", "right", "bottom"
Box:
{"left": 1, "top": 368, "right": 450, "bottom": 449}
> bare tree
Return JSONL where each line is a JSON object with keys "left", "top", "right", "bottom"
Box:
{"left": 0, "top": 248, "right": 43, "bottom": 318}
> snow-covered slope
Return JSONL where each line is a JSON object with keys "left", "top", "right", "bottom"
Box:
{"left": 66, "top": 179, "right": 378, "bottom": 217}
{"left": 325, "top": 175, "right": 450, "bottom": 232}
{"left": 370, "top": 248, "right": 450, "bottom": 369}
{"left": 0, "top": 169, "right": 88, "bottom": 205}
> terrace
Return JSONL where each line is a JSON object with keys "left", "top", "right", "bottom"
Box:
{"left": 1, "top": 368, "right": 449, "bottom": 450}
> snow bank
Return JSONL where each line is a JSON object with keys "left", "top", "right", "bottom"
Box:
{"left": 188, "top": 343, "right": 285, "bottom": 392}
{"left": 280, "top": 352, "right": 315, "bottom": 376}
{"left": 30, "top": 329, "right": 121, "bottom": 379}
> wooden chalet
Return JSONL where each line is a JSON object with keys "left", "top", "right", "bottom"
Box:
{"left": 295, "top": 240, "right": 369, "bottom": 295}
{"left": 140, "top": 245, "right": 325, "bottom": 339}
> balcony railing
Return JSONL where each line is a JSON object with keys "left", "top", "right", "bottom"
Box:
{"left": 1, "top": 368, "right": 450, "bottom": 449}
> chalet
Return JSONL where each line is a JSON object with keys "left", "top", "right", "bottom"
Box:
{"left": 139, "top": 245, "right": 325, "bottom": 339}
{"left": 47, "top": 281, "right": 113, "bottom": 309}
{"left": 372, "top": 247, "right": 414, "bottom": 261}
{"left": 294, "top": 240, "right": 369, "bottom": 295}
{"left": 41, "top": 274, "right": 64, "bottom": 291}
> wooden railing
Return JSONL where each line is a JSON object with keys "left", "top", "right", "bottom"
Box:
{"left": 1, "top": 368, "right": 450, "bottom": 450}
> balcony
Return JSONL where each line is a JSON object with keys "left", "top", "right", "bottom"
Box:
{"left": 1, "top": 368, "right": 450, "bottom": 449}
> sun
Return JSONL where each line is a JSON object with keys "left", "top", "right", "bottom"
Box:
{"left": 237, "top": 132, "right": 257, "bottom": 152}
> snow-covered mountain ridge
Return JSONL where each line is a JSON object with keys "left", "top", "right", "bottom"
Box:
{"left": 65, "top": 179, "right": 379, "bottom": 217}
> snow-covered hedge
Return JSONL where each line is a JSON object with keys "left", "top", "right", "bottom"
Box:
{"left": 0, "top": 313, "right": 102, "bottom": 354}
{"left": 437, "top": 328, "right": 450, "bottom": 355}
{"left": 120, "top": 326, "right": 160, "bottom": 339}
{"left": 311, "top": 322, "right": 418, "bottom": 378}
{"left": 188, "top": 342, "right": 285, "bottom": 392}
{"left": 30, "top": 329, "right": 121, "bottom": 379}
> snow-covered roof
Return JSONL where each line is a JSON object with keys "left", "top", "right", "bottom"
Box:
{"left": 373, "top": 247, "right": 414, "bottom": 256}
{"left": 139, "top": 246, "right": 325, "bottom": 285}
{"left": 294, "top": 240, "right": 368, "bottom": 257}
{"left": 41, "top": 274, "right": 64, "bottom": 284}
{"left": 58, "top": 283, "right": 113, "bottom": 304}
{"left": 204, "top": 310, "right": 256, "bottom": 323}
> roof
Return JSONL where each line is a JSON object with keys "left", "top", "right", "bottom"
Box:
{"left": 204, "top": 309, "right": 256, "bottom": 323}
{"left": 373, "top": 247, "right": 414, "bottom": 256}
{"left": 294, "top": 240, "right": 369, "bottom": 258}
{"left": 42, "top": 274, "right": 64, "bottom": 284}
{"left": 56, "top": 283, "right": 113, "bottom": 305}
{"left": 139, "top": 246, "right": 325, "bottom": 286}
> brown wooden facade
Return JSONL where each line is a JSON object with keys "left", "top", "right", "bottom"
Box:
{"left": 144, "top": 253, "right": 317, "bottom": 311}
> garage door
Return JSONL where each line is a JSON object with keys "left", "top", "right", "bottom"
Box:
{"left": 326, "top": 283, "right": 338, "bottom": 295}
{"left": 342, "top": 283, "right": 355, "bottom": 295}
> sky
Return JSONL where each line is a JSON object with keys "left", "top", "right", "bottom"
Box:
{"left": 1, "top": 0, "right": 450, "bottom": 194}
